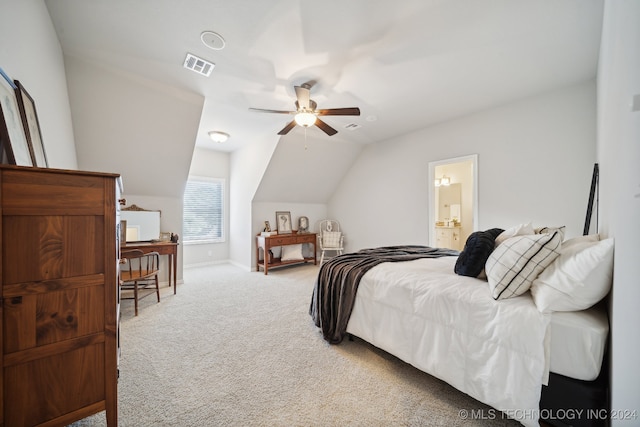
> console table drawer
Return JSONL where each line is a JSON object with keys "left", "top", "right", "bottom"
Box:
{"left": 271, "top": 237, "right": 290, "bottom": 246}
{"left": 295, "top": 235, "right": 315, "bottom": 244}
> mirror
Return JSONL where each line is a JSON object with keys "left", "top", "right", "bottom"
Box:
{"left": 437, "top": 183, "right": 461, "bottom": 223}
{"left": 121, "top": 207, "right": 161, "bottom": 242}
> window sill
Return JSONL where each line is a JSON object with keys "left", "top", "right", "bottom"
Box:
{"left": 184, "top": 239, "right": 225, "bottom": 246}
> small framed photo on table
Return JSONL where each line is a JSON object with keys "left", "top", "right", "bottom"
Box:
{"left": 276, "top": 211, "right": 292, "bottom": 234}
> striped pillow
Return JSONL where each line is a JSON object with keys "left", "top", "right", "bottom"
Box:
{"left": 486, "top": 231, "right": 562, "bottom": 300}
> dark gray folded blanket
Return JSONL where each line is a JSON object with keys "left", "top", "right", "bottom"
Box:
{"left": 309, "top": 245, "right": 459, "bottom": 344}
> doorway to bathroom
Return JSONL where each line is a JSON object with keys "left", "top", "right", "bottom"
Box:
{"left": 428, "top": 154, "right": 478, "bottom": 250}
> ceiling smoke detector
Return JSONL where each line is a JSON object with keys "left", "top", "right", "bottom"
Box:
{"left": 183, "top": 53, "right": 214, "bottom": 77}
{"left": 201, "top": 31, "right": 226, "bottom": 50}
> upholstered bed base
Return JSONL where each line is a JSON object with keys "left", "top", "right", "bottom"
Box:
{"left": 540, "top": 355, "right": 609, "bottom": 427}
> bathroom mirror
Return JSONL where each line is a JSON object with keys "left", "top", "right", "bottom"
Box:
{"left": 437, "top": 183, "right": 461, "bottom": 223}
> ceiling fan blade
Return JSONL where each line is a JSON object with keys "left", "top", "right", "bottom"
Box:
{"left": 314, "top": 118, "right": 338, "bottom": 136}
{"left": 294, "top": 85, "right": 311, "bottom": 110}
{"left": 277, "top": 120, "right": 297, "bottom": 135}
{"left": 249, "top": 107, "right": 295, "bottom": 114}
{"left": 316, "top": 107, "right": 361, "bottom": 116}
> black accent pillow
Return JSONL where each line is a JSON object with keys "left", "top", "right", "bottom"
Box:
{"left": 454, "top": 228, "right": 504, "bottom": 278}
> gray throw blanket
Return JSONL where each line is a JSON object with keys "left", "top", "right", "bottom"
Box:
{"left": 309, "top": 245, "right": 459, "bottom": 344}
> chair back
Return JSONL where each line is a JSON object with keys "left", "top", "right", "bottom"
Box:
{"left": 318, "top": 219, "right": 341, "bottom": 233}
{"left": 120, "top": 249, "right": 160, "bottom": 282}
{"left": 318, "top": 220, "right": 343, "bottom": 249}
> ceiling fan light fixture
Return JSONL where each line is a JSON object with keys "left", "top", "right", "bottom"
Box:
{"left": 294, "top": 112, "right": 316, "bottom": 127}
{"left": 208, "top": 131, "right": 229, "bottom": 143}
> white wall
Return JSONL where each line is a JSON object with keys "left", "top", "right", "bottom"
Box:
{"left": 66, "top": 55, "right": 203, "bottom": 198}
{"left": 229, "top": 138, "right": 279, "bottom": 269}
{"left": 254, "top": 133, "right": 364, "bottom": 204}
{"left": 597, "top": 1, "right": 640, "bottom": 422}
{"left": 0, "top": 0, "right": 77, "bottom": 169}
{"left": 330, "top": 81, "right": 596, "bottom": 252}
{"left": 183, "top": 147, "right": 231, "bottom": 267}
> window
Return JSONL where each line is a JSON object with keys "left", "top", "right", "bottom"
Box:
{"left": 183, "top": 176, "right": 224, "bottom": 243}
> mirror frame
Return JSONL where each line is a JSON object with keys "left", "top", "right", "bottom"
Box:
{"left": 428, "top": 154, "right": 478, "bottom": 248}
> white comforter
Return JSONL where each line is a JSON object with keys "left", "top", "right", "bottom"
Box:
{"left": 346, "top": 256, "right": 551, "bottom": 427}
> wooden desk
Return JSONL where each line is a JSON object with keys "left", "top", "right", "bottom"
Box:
{"left": 256, "top": 232, "right": 317, "bottom": 275}
{"left": 122, "top": 241, "right": 179, "bottom": 293}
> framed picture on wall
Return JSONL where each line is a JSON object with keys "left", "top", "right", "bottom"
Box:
{"left": 276, "top": 211, "right": 292, "bottom": 234}
{"left": 0, "top": 68, "right": 34, "bottom": 166}
{"left": 14, "top": 80, "right": 48, "bottom": 167}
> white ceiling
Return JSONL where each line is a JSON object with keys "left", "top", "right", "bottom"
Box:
{"left": 44, "top": 0, "right": 603, "bottom": 153}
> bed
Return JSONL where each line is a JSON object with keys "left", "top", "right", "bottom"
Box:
{"left": 310, "top": 228, "right": 613, "bottom": 427}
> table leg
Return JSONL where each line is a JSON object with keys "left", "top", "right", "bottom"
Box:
{"left": 172, "top": 252, "right": 177, "bottom": 294}
{"left": 167, "top": 255, "right": 172, "bottom": 291}
{"left": 264, "top": 244, "right": 269, "bottom": 275}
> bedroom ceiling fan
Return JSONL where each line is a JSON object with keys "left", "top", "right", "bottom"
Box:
{"left": 249, "top": 83, "right": 360, "bottom": 136}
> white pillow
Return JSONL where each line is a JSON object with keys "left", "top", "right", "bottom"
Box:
{"left": 495, "top": 222, "right": 535, "bottom": 247}
{"left": 530, "top": 238, "right": 614, "bottom": 313}
{"left": 281, "top": 244, "right": 304, "bottom": 261}
{"left": 486, "top": 231, "right": 562, "bottom": 300}
{"left": 561, "top": 233, "right": 600, "bottom": 249}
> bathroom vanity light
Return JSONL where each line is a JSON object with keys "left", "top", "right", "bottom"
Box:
{"left": 434, "top": 175, "right": 451, "bottom": 187}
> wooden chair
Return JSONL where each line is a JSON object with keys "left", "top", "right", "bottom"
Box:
{"left": 120, "top": 249, "right": 160, "bottom": 316}
{"left": 317, "top": 219, "right": 344, "bottom": 264}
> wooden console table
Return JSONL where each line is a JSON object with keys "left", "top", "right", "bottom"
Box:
{"left": 256, "top": 232, "right": 317, "bottom": 274}
{"left": 122, "top": 241, "right": 179, "bottom": 293}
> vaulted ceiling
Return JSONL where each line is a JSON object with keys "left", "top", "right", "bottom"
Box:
{"left": 45, "top": 0, "right": 604, "bottom": 155}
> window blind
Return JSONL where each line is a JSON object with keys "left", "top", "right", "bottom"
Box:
{"left": 183, "top": 177, "right": 224, "bottom": 243}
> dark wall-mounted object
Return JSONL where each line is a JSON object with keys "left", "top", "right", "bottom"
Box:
{"left": 583, "top": 163, "right": 599, "bottom": 236}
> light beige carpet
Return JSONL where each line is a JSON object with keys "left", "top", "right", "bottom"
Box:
{"left": 70, "top": 263, "right": 521, "bottom": 426}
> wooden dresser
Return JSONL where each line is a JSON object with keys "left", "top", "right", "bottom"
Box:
{"left": 0, "top": 165, "right": 120, "bottom": 426}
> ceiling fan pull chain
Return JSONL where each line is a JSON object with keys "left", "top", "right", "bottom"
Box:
{"left": 304, "top": 127, "right": 308, "bottom": 150}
